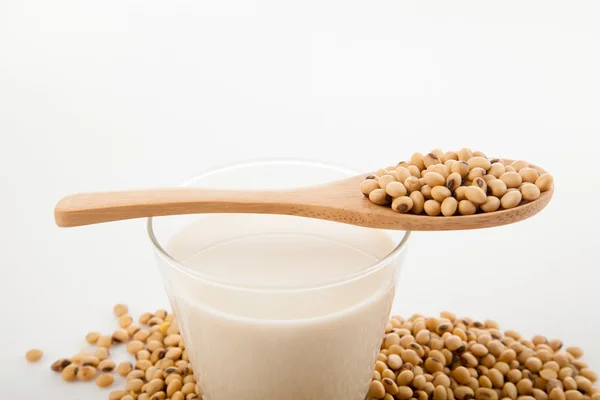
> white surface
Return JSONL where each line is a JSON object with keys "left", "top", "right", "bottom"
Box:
{"left": 1, "top": 0, "right": 599, "bottom": 398}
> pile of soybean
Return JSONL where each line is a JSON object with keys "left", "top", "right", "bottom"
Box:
{"left": 27, "top": 304, "right": 201, "bottom": 400}
{"left": 369, "top": 312, "right": 598, "bottom": 400}
{"left": 26, "top": 308, "right": 597, "bottom": 400}
{"left": 360, "top": 149, "right": 554, "bottom": 215}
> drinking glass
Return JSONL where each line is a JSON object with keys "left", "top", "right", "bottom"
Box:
{"left": 148, "top": 159, "right": 410, "bottom": 400}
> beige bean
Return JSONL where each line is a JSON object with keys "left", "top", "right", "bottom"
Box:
{"left": 118, "top": 314, "right": 133, "bottom": 328}
{"left": 378, "top": 174, "right": 396, "bottom": 190}
{"left": 429, "top": 164, "right": 451, "bottom": 178}
{"left": 424, "top": 200, "right": 442, "bottom": 216}
{"left": 453, "top": 367, "right": 471, "bottom": 385}
{"left": 535, "top": 174, "right": 554, "bottom": 192}
{"left": 504, "top": 382, "right": 518, "bottom": 399}
{"left": 424, "top": 153, "right": 443, "bottom": 168}
{"left": 392, "top": 196, "right": 413, "bottom": 213}
{"left": 517, "top": 379, "right": 533, "bottom": 395}
{"left": 405, "top": 176, "right": 422, "bottom": 193}
{"left": 482, "top": 174, "right": 496, "bottom": 184}
{"left": 386, "top": 181, "right": 407, "bottom": 197}
{"left": 476, "top": 388, "right": 499, "bottom": 400}
{"left": 114, "top": 304, "right": 129, "bottom": 317}
{"left": 500, "top": 172, "right": 522, "bottom": 188}
{"left": 126, "top": 340, "right": 145, "bottom": 355}
{"left": 77, "top": 366, "right": 97, "bottom": 382}
{"left": 521, "top": 183, "right": 540, "bottom": 201}
{"left": 472, "top": 176, "right": 487, "bottom": 192}
{"left": 549, "top": 389, "right": 566, "bottom": 400}
{"left": 435, "top": 385, "right": 449, "bottom": 400}
{"left": 446, "top": 172, "right": 462, "bottom": 192}
{"left": 369, "top": 188, "right": 391, "bottom": 205}
{"left": 397, "top": 386, "right": 414, "bottom": 400}
{"left": 109, "top": 391, "right": 128, "bottom": 400}
{"left": 489, "top": 163, "right": 506, "bottom": 178}
{"left": 369, "top": 380, "right": 386, "bottom": 398}
{"left": 431, "top": 148, "right": 445, "bottom": 160}
{"left": 167, "top": 380, "right": 183, "bottom": 397}
{"left": 441, "top": 197, "right": 458, "bottom": 216}
{"left": 396, "top": 167, "right": 412, "bottom": 183}
{"left": 565, "top": 391, "right": 583, "bottom": 400}
{"left": 525, "top": 357, "right": 542, "bottom": 373}
{"left": 465, "top": 186, "right": 487, "bottom": 205}
{"left": 96, "top": 373, "right": 114, "bottom": 388}
{"left": 423, "top": 172, "right": 446, "bottom": 187}
{"left": 411, "top": 152, "right": 426, "bottom": 171}
{"left": 25, "top": 349, "right": 43, "bottom": 362}
{"left": 445, "top": 159, "right": 458, "bottom": 169}
{"left": 480, "top": 196, "right": 500, "bottom": 213}
{"left": 488, "top": 179, "right": 508, "bottom": 197}
{"left": 361, "top": 179, "right": 380, "bottom": 196}
{"left": 455, "top": 386, "right": 475, "bottom": 400}
{"left": 458, "top": 200, "right": 477, "bottom": 215}
{"left": 458, "top": 148, "right": 474, "bottom": 161}
{"left": 376, "top": 168, "right": 388, "bottom": 177}
{"left": 468, "top": 167, "right": 487, "bottom": 181}
{"left": 580, "top": 368, "right": 597, "bottom": 382}
{"left": 112, "top": 328, "right": 129, "bottom": 343}
{"left": 511, "top": 160, "right": 529, "bottom": 172}
{"left": 563, "top": 378, "right": 577, "bottom": 391}
{"left": 452, "top": 161, "right": 470, "bottom": 178}
{"left": 443, "top": 151, "right": 459, "bottom": 163}
{"left": 432, "top": 186, "right": 452, "bottom": 202}
{"left": 455, "top": 186, "right": 468, "bottom": 201}
{"left": 410, "top": 191, "right": 425, "bottom": 214}
{"left": 97, "top": 335, "right": 112, "bottom": 348}
{"left": 468, "top": 157, "right": 492, "bottom": 170}
{"left": 421, "top": 184, "right": 433, "bottom": 199}
{"left": 501, "top": 191, "right": 522, "bottom": 209}
{"left": 408, "top": 165, "right": 422, "bottom": 178}
{"left": 520, "top": 168, "right": 540, "bottom": 183}
{"left": 574, "top": 377, "right": 593, "bottom": 394}
{"left": 383, "top": 377, "right": 399, "bottom": 394}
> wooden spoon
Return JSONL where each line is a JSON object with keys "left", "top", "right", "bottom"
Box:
{"left": 54, "top": 162, "right": 553, "bottom": 231}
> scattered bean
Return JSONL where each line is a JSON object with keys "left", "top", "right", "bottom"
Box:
{"left": 86, "top": 331, "right": 101, "bottom": 344}
{"left": 96, "top": 373, "right": 114, "bottom": 388}
{"left": 114, "top": 304, "right": 128, "bottom": 317}
{"left": 25, "top": 349, "right": 43, "bottom": 362}
{"left": 77, "top": 366, "right": 97, "bottom": 381}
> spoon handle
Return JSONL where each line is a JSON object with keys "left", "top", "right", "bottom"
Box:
{"left": 54, "top": 188, "right": 305, "bottom": 227}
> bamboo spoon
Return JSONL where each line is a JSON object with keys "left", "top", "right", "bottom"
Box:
{"left": 54, "top": 162, "right": 553, "bottom": 231}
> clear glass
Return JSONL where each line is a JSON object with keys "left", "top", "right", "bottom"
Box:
{"left": 148, "top": 159, "right": 410, "bottom": 400}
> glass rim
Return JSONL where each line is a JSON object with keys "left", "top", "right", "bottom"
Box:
{"left": 147, "top": 158, "right": 411, "bottom": 293}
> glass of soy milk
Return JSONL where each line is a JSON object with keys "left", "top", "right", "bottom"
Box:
{"left": 148, "top": 159, "right": 410, "bottom": 400}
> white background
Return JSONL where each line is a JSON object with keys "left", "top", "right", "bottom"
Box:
{"left": 1, "top": 0, "right": 599, "bottom": 398}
